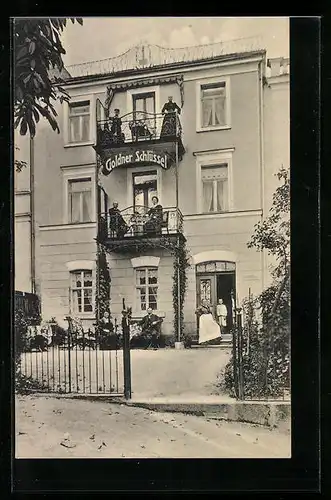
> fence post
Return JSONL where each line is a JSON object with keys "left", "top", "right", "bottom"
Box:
{"left": 121, "top": 303, "right": 132, "bottom": 400}
{"left": 65, "top": 316, "right": 72, "bottom": 393}
{"left": 236, "top": 309, "right": 244, "bottom": 400}
{"left": 232, "top": 319, "right": 239, "bottom": 399}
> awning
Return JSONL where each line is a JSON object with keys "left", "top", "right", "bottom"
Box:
{"left": 105, "top": 74, "right": 184, "bottom": 112}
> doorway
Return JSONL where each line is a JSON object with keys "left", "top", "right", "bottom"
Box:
{"left": 132, "top": 171, "right": 158, "bottom": 212}
{"left": 216, "top": 273, "right": 235, "bottom": 330}
{"left": 196, "top": 261, "right": 236, "bottom": 334}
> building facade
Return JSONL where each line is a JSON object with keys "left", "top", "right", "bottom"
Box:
{"left": 14, "top": 43, "right": 290, "bottom": 339}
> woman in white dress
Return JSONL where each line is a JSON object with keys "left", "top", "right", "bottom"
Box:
{"left": 196, "top": 299, "right": 221, "bottom": 344}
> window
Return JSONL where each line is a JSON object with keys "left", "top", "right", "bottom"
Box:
{"left": 70, "top": 270, "right": 93, "bottom": 314}
{"left": 201, "top": 82, "right": 226, "bottom": 128}
{"left": 135, "top": 267, "right": 158, "bottom": 311}
{"left": 201, "top": 164, "right": 228, "bottom": 212}
{"left": 133, "top": 92, "right": 155, "bottom": 118}
{"left": 133, "top": 171, "right": 158, "bottom": 210}
{"left": 68, "top": 101, "right": 90, "bottom": 143}
{"left": 68, "top": 178, "right": 92, "bottom": 223}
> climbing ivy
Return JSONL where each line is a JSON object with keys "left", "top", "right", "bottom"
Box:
{"left": 171, "top": 239, "right": 190, "bottom": 341}
{"left": 95, "top": 243, "right": 111, "bottom": 327}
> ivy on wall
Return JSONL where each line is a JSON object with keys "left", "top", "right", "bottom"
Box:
{"left": 171, "top": 239, "right": 190, "bottom": 341}
{"left": 95, "top": 242, "right": 111, "bottom": 326}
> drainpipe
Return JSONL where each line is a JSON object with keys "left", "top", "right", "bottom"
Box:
{"left": 30, "top": 136, "right": 36, "bottom": 294}
{"left": 259, "top": 59, "right": 266, "bottom": 290}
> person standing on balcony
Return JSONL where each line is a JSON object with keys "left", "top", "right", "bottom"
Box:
{"left": 108, "top": 201, "right": 128, "bottom": 238}
{"left": 160, "top": 96, "right": 181, "bottom": 138}
{"left": 145, "top": 196, "right": 163, "bottom": 234}
{"left": 110, "top": 108, "right": 125, "bottom": 144}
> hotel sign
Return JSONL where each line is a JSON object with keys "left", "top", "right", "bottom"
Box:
{"left": 101, "top": 149, "right": 171, "bottom": 175}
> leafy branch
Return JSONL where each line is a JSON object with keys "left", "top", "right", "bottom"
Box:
{"left": 14, "top": 18, "right": 83, "bottom": 138}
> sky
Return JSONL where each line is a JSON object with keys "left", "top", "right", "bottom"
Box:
{"left": 61, "top": 17, "right": 289, "bottom": 68}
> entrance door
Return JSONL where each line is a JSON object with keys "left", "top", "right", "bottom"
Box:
{"left": 132, "top": 92, "right": 156, "bottom": 137}
{"left": 196, "top": 261, "right": 236, "bottom": 335}
{"left": 196, "top": 274, "right": 217, "bottom": 312}
{"left": 216, "top": 272, "right": 236, "bottom": 331}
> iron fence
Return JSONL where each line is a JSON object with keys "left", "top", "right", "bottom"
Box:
{"left": 18, "top": 318, "right": 126, "bottom": 396}
{"left": 232, "top": 301, "right": 290, "bottom": 402}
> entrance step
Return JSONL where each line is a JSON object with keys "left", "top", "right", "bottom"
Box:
{"left": 190, "top": 334, "right": 232, "bottom": 349}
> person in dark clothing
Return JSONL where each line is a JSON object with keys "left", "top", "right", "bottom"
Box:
{"left": 145, "top": 196, "right": 163, "bottom": 234}
{"left": 160, "top": 96, "right": 181, "bottom": 138}
{"left": 110, "top": 108, "right": 125, "bottom": 143}
{"left": 140, "top": 308, "right": 163, "bottom": 349}
{"left": 99, "top": 310, "right": 116, "bottom": 350}
{"left": 108, "top": 201, "right": 129, "bottom": 238}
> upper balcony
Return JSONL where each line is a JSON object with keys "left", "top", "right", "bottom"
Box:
{"left": 97, "top": 205, "right": 185, "bottom": 251}
{"left": 94, "top": 111, "right": 185, "bottom": 166}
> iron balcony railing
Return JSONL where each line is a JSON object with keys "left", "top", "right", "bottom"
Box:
{"left": 98, "top": 205, "right": 183, "bottom": 241}
{"left": 96, "top": 111, "right": 182, "bottom": 148}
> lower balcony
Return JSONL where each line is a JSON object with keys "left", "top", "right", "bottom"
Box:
{"left": 97, "top": 206, "right": 185, "bottom": 251}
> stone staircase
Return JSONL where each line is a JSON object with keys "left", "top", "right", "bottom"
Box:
{"left": 190, "top": 333, "right": 232, "bottom": 349}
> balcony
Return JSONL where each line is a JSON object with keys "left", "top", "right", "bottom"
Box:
{"left": 94, "top": 111, "right": 185, "bottom": 168}
{"left": 97, "top": 205, "right": 185, "bottom": 251}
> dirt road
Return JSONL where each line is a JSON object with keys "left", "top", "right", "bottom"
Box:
{"left": 15, "top": 395, "right": 291, "bottom": 459}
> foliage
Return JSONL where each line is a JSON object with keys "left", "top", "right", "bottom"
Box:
{"left": 223, "top": 289, "right": 290, "bottom": 399}
{"left": 14, "top": 307, "right": 31, "bottom": 362}
{"left": 95, "top": 244, "right": 111, "bottom": 327}
{"left": 15, "top": 372, "right": 49, "bottom": 395}
{"left": 14, "top": 146, "right": 28, "bottom": 172}
{"left": 15, "top": 294, "right": 42, "bottom": 390}
{"left": 14, "top": 18, "right": 83, "bottom": 138}
{"left": 171, "top": 239, "right": 190, "bottom": 341}
{"left": 223, "top": 167, "right": 291, "bottom": 399}
{"left": 248, "top": 167, "right": 290, "bottom": 280}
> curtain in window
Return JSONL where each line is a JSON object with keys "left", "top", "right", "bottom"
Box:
{"left": 145, "top": 96, "right": 155, "bottom": 115}
{"left": 217, "top": 180, "right": 228, "bottom": 211}
{"left": 70, "top": 192, "right": 81, "bottom": 223}
{"left": 215, "top": 96, "right": 226, "bottom": 126}
{"left": 72, "top": 289, "right": 81, "bottom": 313}
{"left": 202, "top": 100, "right": 213, "bottom": 127}
{"left": 69, "top": 116, "right": 80, "bottom": 143}
{"left": 202, "top": 181, "right": 213, "bottom": 212}
{"left": 82, "top": 115, "right": 90, "bottom": 141}
{"left": 82, "top": 191, "right": 92, "bottom": 222}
